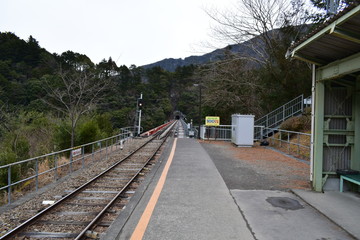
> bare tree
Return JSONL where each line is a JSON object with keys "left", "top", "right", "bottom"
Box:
{"left": 200, "top": 0, "right": 313, "bottom": 114}
{"left": 42, "top": 67, "right": 109, "bottom": 147}
{"left": 200, "top": 56, "right": 264, "bottom": 118}
{"left": 206, "top": 0, "right": 311, "bottom": 65}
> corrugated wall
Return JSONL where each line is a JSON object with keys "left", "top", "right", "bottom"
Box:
{"left": 323, "top": 147, "right": 351, "bottom": 171}
{"left": 323, "top": 86, "right": 353, "bottom": 172}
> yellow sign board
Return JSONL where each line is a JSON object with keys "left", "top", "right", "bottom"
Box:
{"left": 205, "top": 116, "right": 220, "bottom": 126}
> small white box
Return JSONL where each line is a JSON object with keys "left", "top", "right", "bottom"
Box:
{"left": 231, "top": 114, "right": 254, "bottom": 147}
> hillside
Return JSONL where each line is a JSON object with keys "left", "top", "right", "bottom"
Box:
{"left": 141, "top": 40, "right": 258, "bottom": 72}
{"left": 141, "top": 25, "right": 313, "bottom": 72}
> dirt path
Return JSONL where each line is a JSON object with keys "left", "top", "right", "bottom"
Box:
{"left": 200, "top": 140, "right": 311, "bottom": 190}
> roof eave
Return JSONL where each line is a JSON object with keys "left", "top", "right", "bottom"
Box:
{"left": 288, "top": 5, "right": 360, "bottom": 65}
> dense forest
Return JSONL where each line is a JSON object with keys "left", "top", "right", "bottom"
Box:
{"left": 1, "top": 0, "right": 357, "bottom": 166}
{"left": 0, "top": 32, "right": 201, "bottom": 163}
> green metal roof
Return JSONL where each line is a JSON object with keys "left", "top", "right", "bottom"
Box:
{"left": 288, "top": 4, "right": 360, "bottom": 66}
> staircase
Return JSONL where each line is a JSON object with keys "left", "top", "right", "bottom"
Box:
{"left": 254, "top": 94, "right": 310, "bottom": 139}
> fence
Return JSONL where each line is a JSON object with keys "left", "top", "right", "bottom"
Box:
{"left": 0, "top": 127, "right": 135, "bottom": 205}
{"left": 200, "top": 125, "right": 232, "bottom": 140}
{"left": 264, "top": 128, "right": 311, "bottom": 160}
{"left": 199, "top": 125, "right": 264, "bottom": 141}
{"left": 198, "top": 125, "right": 311, "bottom": 160}
{"left": 121, "top": 126, "right": 142, "bottom": 136}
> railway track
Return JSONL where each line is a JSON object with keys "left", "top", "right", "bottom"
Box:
{"left": 1, "top": 122, "right": 176, "bottom": 239}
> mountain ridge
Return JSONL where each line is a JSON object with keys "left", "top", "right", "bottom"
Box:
{"left": 140, "top": 26, "right": 311, "bottom": 72}
{"left": 141, "top": 42, "right": 252, "bottom": 72}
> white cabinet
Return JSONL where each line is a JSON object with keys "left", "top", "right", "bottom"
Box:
{"left": 231, "top": 114, "right": 254, "bottom": 147}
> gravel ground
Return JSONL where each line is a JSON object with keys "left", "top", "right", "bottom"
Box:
{"left": 0, "top": 137, "right": 150, "bottom": 236}
{"left": 200, "top": 140, "right": 311, "bottom": 191}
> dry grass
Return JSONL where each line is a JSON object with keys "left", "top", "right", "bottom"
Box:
{"left": 269, "top": 131, "right": 311, "bottom": 161}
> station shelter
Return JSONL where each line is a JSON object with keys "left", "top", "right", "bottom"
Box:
{"left": 288, "top": 4, "right": 360, "bottom": 191}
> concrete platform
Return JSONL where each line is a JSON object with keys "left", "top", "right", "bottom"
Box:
{"left": 103, "top": 138, "right": 359, "bottom": 240}
{"left": 293, "top": 189, "right": 360, "bottom": 239}
{"left": 104, "top": 138, "right": 254, "bottom": 240}
{"left": 231, "top": 190, "right": 353, "bottom": 240}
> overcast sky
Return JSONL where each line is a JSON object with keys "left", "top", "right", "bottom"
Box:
{"left": 1, "top": 0, "right": 237, "bottom": 67}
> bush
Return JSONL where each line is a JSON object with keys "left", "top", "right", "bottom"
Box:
{"left": 0, "top": 150, "right": 20, "bottom": 188}
{"left": 111, "top": 108, "right": 132, "bottom": 129}
{"left": 24, "top": 112, "right": 56, "bottom": 156}
{"left": 280, "top": 117, "right": 304, "bottom": 132}
{"left": 95, "top": 113, "right": 113, "bottom": 137}
{"left": 1, "top": 111, "right": 55, "bottom": 159}
{"left": 76, "top": 120, "right": 101, "bottom": 152}
{"left": 280, "top": 114, "right": 311, "bottom": 133}
{"left": 54, "top": 121, "right": 72, "bottom": 151}
{"left": 16, "top": 136, "right": 30, "bottom": 161}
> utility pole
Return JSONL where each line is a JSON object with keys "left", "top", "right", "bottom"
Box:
{"left": 199, "top": 85, "right": 202, "bottom": 139}
{"left": 133, "top": 93, "right": 143, "bottom": 136}
{"left": 138, "top": 93, "right": 143, "bottom": 136}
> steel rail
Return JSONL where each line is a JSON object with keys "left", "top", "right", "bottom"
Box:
{"left": 75, "top": 122, "right": 175, "bottom": 239}
{"left": 0, "top": 122, "right": 175, "bottom": 240}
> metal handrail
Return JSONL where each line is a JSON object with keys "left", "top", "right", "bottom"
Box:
{"left": 264, "top": 127, "right": 311, "bottom": 160}
{"left": 254, "top": 94, "right": 306, "bottom": 139}
{"left": 255, "top": 95, "right": 304, "bottom": 127}
{"left": 0, "top": 127, "right": 135, "bottom": 205}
